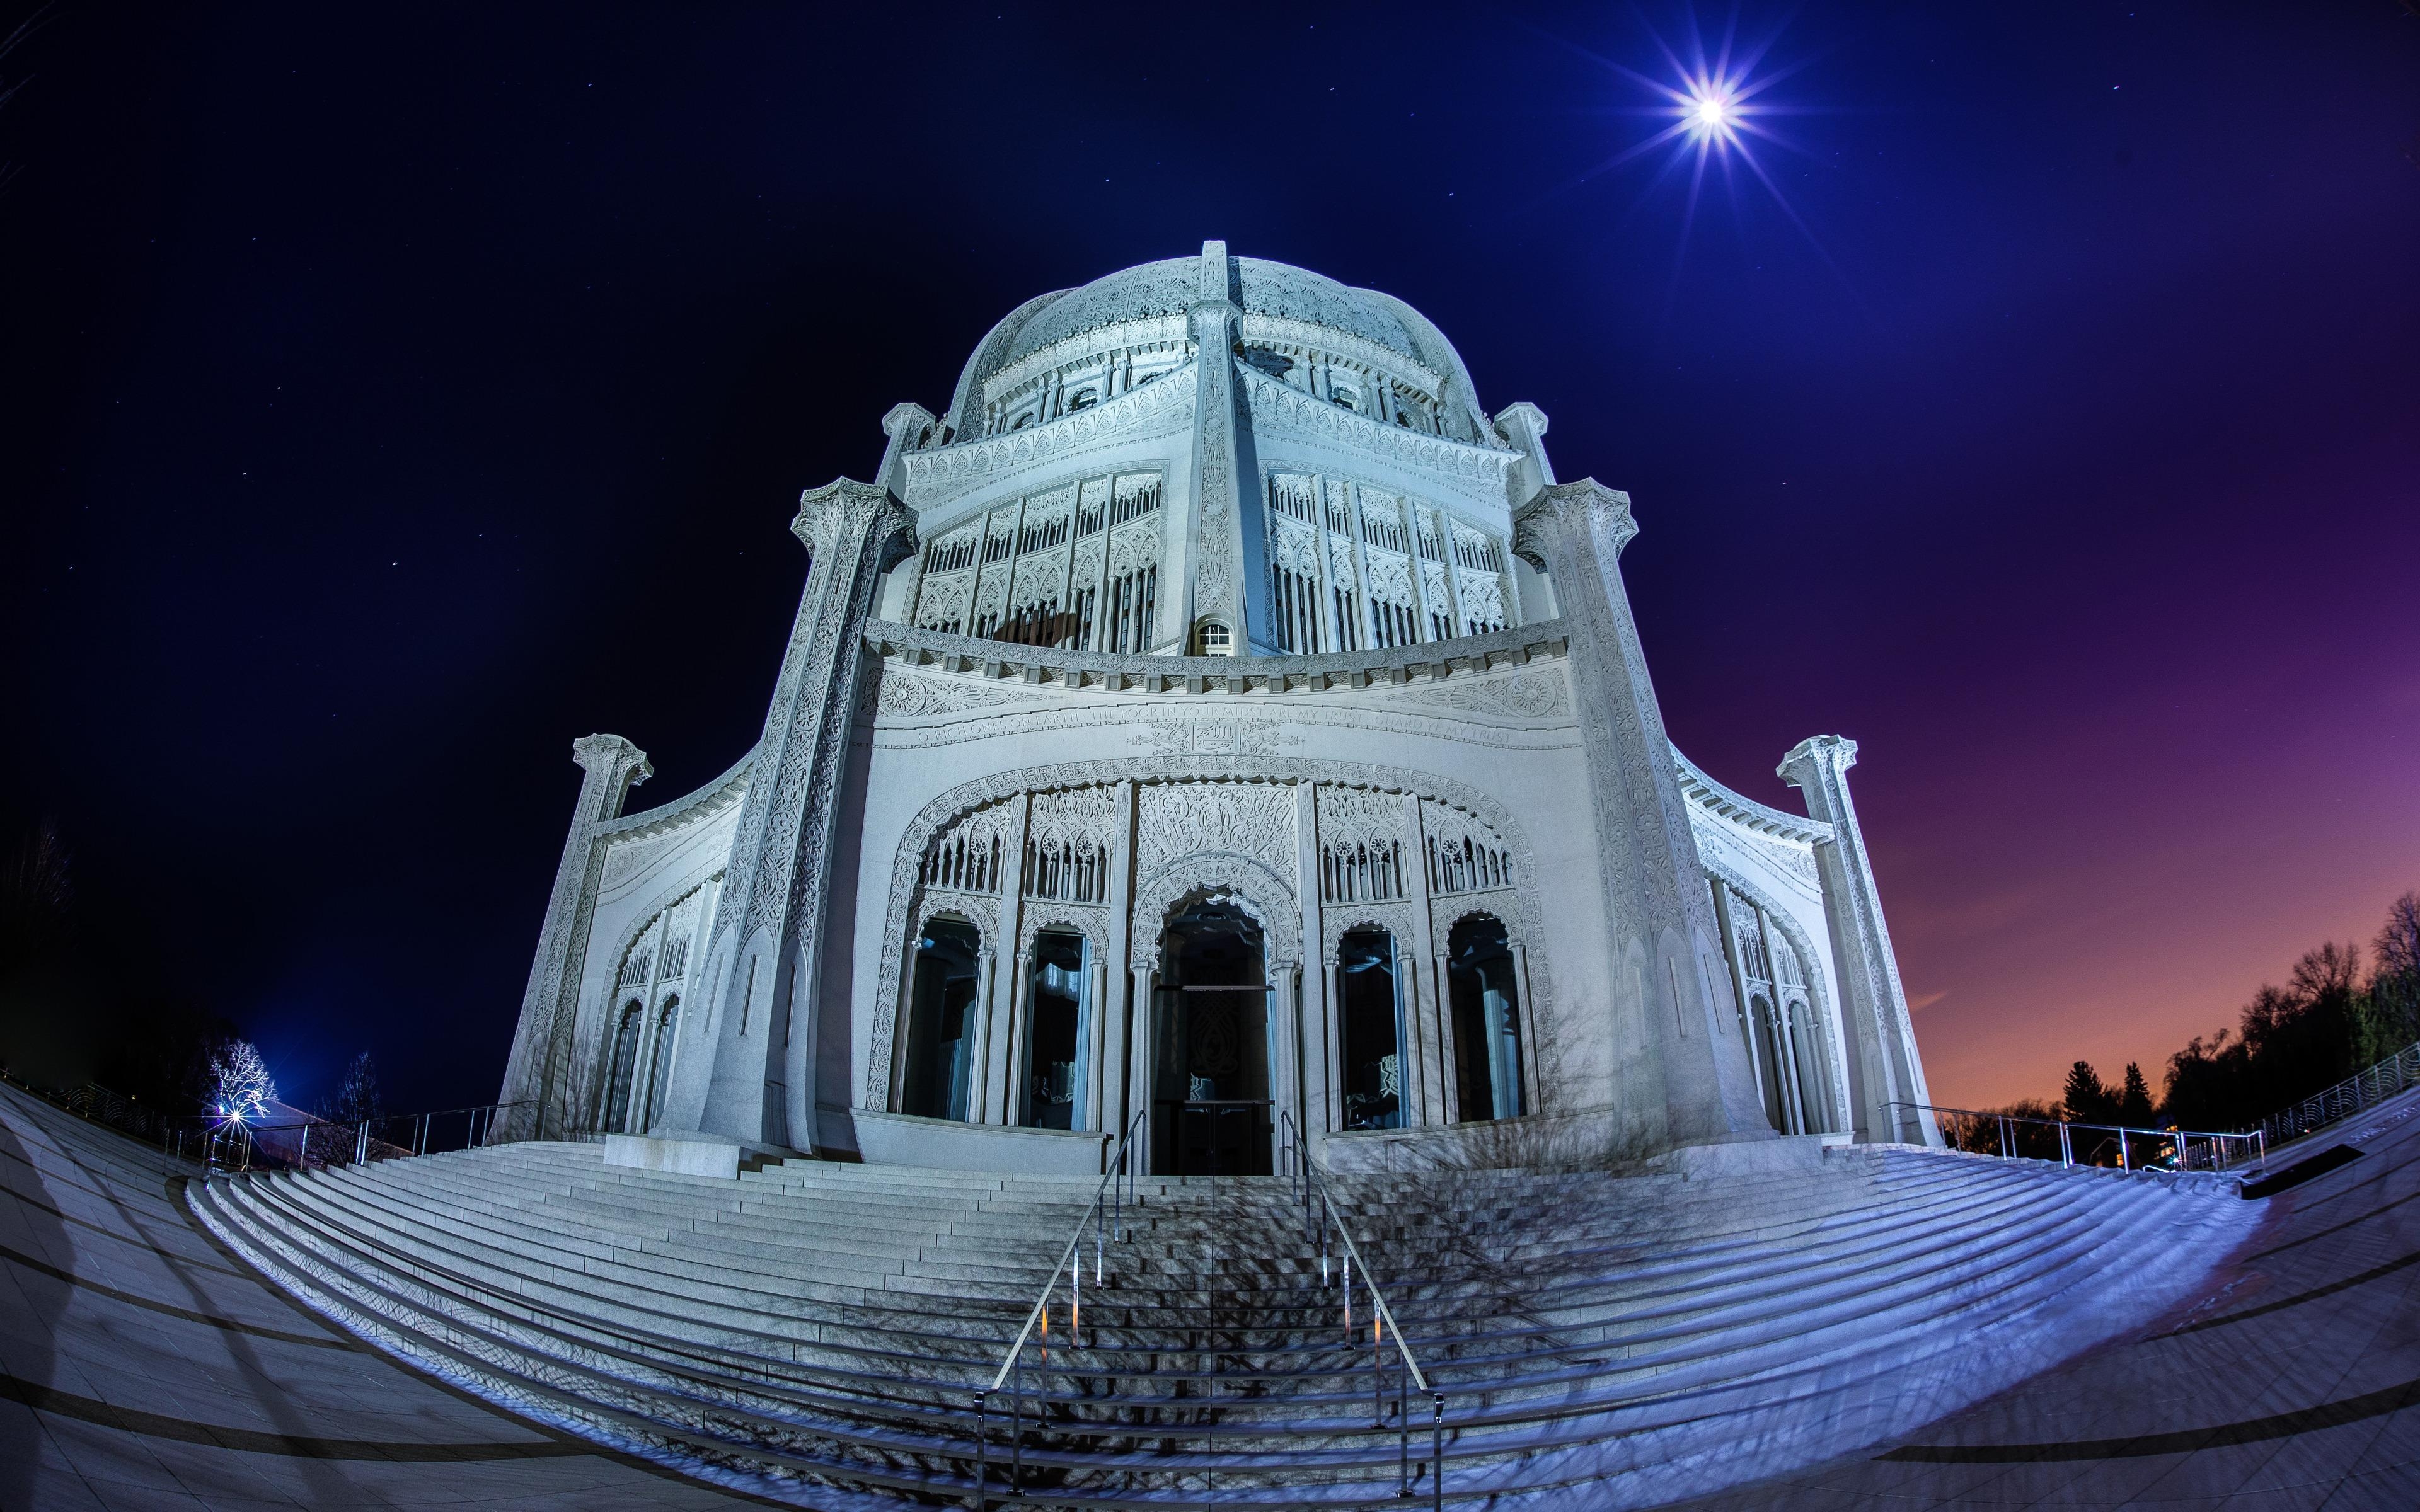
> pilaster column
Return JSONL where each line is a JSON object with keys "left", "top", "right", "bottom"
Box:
{"left": 1185, "top": 239, "right": 1270, "bottom": 652}
{"left": 877, "top": 403, "right": 938, "bottom": 622}
{"left": 1323, "top": 958, "right": 1345, "bottom": 1133}
{"left": 1130, "top": 961, "right": 1158, "bottom": 1174}
{"left": 1432, "top": 948, "right": 1456, "bottom": 1123}
{"left": 1509, "top": 939, "right": 1540, "bottom": 1114}
{"left": 1005, "top": 950, "right": 1035, "bottom": 1126}
{"left": 1100, "top": 780, "right": 1137, "bottom": 1135}
{"left": 498, "top": 733, "right": 651, "bottom": 1142}
{"left": 1778, "top": 735, "right": 1940, "bottom": 1147}
{"left": 1510, "top": 479, "right": 1768, "bottom": 1148}
{"left": 1085, "top": 957, "right": 1110, "bottom": 1131}
{"left": 655, "top": 479, "right": 915, "bottom": 1155}
{"left": 969, "top": 946, "right": 998, "bottom": 1122}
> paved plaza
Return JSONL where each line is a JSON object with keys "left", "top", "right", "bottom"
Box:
{"left": 0, "top": 1083, "right": 761, "bottom": 1509}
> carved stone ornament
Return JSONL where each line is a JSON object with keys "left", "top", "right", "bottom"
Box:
{"left": 1018, "top": 903, "right": 1112, "bottom": 959}
{"left": 1129, "top": 720, "right": 1300, "bottom": 757}
{"left": 1135, "top": 780, "right": 1296, "bottom": 880}
{"left": 1386, "top": 669, "right": 1567, "bottom": 721}
{"left": 913, "top": 889, "right": 1000, "bottom": 955}
{"left": 861, "top": 667, "right": 1043, "bottom": 719}
{"left": 902, "top": 364, "right": 1198, "bottom": 496}
{"left": 1238, "top": 364, "right": 1517, "bottom": 489}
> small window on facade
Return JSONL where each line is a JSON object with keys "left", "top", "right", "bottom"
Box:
{"left": 1192, "top": 619, "right": 1234, "bottom": 656}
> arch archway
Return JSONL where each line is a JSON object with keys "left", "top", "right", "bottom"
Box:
{"left": 1151, "top": 893, "right": 1274, "bottom": 1175}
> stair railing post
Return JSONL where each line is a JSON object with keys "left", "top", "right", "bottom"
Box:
{"left": 1374, "top": 1314, "right": 1383, "bottom": 1424}
{"left": 1432, "top": 1392, "right": 1444, "bottom": 1512}
{"left": 1398, "top": 1349, "right": 1409, "bottom": 1496}
{"left": 973, "top": 1389, "right": 988, "bottom": 1511}
{"left": 1010, "top": 1341, "right": 1024, "bottom": 1497}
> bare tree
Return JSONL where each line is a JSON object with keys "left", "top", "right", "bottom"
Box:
{"left": 210, "top": 1040, "right": 277, "bottom": 1123}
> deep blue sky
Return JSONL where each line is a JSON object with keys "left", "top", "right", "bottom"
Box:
{"left": 5, "top": 3, "right": 2416, "bottom": 1114}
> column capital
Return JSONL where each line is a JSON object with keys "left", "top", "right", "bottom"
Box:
{"left": 571, "top": 731, "right": 650, "bottom": 779}
{"left": 570, "top": 734, "right": 651, "bottom": 820}
{"left": 881, "top": 401, "right": 937, "bottom": 443}
{"left": 1778, "top": 734, "right": 1860, "bottom": 796}
{"left": 1492, "top": 400, "right": 1550, "bottom": 440}
{"left": 792, "top": 477, "right": 918, "bottom": 570}
{"left": 1511, "top": 478, "right": 1636, "bottom": 568}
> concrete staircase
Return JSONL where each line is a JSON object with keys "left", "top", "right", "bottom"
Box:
{"left": 187, "top": 1139, "right": 2259, "bottom": 1508}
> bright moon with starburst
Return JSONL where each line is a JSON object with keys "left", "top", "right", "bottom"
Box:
{"left": 1541, "top": 13, "right": 1833, "bottom": 285}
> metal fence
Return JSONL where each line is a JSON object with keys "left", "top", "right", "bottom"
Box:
{"left": 1891, "top": 1100, "right": 2264, "bottom": 1177}
{"left": 200, "top": 1101, "right": 531, "bottom": 1178}
{"left": 2258, "top": 1041, "right": 2420, "bottom": 1152}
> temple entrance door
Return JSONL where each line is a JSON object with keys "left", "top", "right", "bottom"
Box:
{"left": 1151, "top": 898, "right": 1272, "bottom": 1176}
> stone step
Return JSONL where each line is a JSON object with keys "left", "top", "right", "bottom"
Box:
{"left": 190, "top": 1137, "right": 2257, "bottom": 1508}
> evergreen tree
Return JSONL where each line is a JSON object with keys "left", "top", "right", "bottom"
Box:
{"left": 2118, "top": 1062, "right": 2156, "bottom": 1126}
{"left": 2061, "top": 1060, "right": 2116, "bottom": 1124}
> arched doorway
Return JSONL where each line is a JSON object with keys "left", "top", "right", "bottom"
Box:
{"left": 1153, "top": 896, "right": 1272, "bottom": 1175}
{"left": 1447, "top": 916, "right": 1525, "bottom": 1123}
{"left": 902, "top": 917, "right": 982, "bottom": 1121}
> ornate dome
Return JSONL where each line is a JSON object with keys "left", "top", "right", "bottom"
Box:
{"left": 1000, "top": 257, "right": 1428, "bottom": 369}
{"left": 942, "top": 248, "right": 1487, "bottom": 439}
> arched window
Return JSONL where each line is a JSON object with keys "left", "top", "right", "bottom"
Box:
{"left": 601, "top": 1001, "right": 642, "bottom": 1135}
{"left": 1787, "top": 996, "right": 1835, "bottom": 1134}
{"left": 1714, "top": 879, "right": 1839, "bottom": 1137}
{"left": 639, "top": 995, "right": 680, "bottom": 1133}
{"left": 1337, "top": 927, "right": 1403, "bottom": 1130}
{"left": 1192, "top": 619, "right": 1234, "bottom": 656}
{"left": 1448, "top": 916, "right": 1524, "bottom": 1122}
{"left": 1022, "top": 929, "right": 1089, "bottom": 1130}
{"left": 903, "top": 919, "right": 982, "bottom": 1121}
{"left": 1749, "top": 993, "right": 1792, "bottom": 1133}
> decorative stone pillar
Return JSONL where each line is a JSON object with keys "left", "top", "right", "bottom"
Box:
{"left": 1005, "top": 950, "right": 1035, "bottom": 1127}
{"left": 1778, "top": 735, "right": 1940, "bottom": 1147}
{"left": 1267, "top": 961, "right": 1302, "bottom": 1152}
{"left": 1511, "top": 479, "right": 1769, "bottom": 1148}
{"left": 1129, "top": 961, "right": 1158, "bottom": 1174}
{"left": 877, "top": 403, "right": 937, "bottom": 621}
{"left": 655, "top": 479, "right": 916, "bottom": 1157}
{"left": 497, "top": 733, "right": 651, "bottom": 1142}
{"left": 1509, "top": 939, "right": 1541, "bottom": 1114}
{"left": 1323, "top": 957, "right": 1346, "bottom": 1133}
{"left": 1431, "top": 948, "right": 1457, "bottom": 1123}
{"left": 1184, "top": 239, "right": 1271, "bottom": 653}
{"left": 1085, "top": 956, "right": 1110, "bottom": 1131}
{"left": 969, "top": 946, "right": 998, "bottom": 1122}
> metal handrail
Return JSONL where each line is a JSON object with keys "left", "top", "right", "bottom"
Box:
{"left": 202, "top": 1100, "right": 535, "bottom": 1178}
{"left": 2256, "top": 1040, "right": 2420, "bottom": 1152}
{"left": 1889, "top": 1099, "right": 2264, "bottom": 1176}
{"left": 1281, "top": 1108, "right": 1443, "bottom": 1509}
{"left": 982, "top": 1108, "right": 1147, "bottom": 1392}
{"left": 975, "top": 1107, "right": 1145, "bottom": 1506}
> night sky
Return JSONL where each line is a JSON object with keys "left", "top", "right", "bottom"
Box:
{"left": 5, "top": 4, "right": 2416, "bottom": 1118}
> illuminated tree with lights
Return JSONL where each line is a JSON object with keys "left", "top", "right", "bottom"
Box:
{"left": 210, "top": 1040, "right": 276, "bottom": 1124}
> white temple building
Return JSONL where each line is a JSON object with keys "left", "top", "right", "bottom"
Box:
{"left": 497, "top": 242, "right": 1939, "bottom": 1181}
